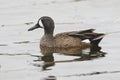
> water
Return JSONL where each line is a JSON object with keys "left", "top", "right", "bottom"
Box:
{"left": 0, "top": 0, "right": 120, "bottom": 80}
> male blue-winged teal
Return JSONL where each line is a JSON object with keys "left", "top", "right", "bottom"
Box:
{"left": 28, "top": 16, "right": 105, "bottom": 48}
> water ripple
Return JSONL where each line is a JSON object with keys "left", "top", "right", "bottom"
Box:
{"left": 61, "top": 70, "right": 120, "bottom": 77}
{"left": 0, "top": 53, "right": 41, "bottom": 57}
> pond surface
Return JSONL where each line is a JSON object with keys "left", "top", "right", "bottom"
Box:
{"left": 0, "top": 0, "right": 120, "bottom": 80}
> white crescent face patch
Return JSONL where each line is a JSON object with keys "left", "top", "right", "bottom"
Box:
{"left": 39, "top": 19, "right": 44, "bottom": 27}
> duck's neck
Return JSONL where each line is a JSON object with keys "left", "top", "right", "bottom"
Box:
{"left": 44, "top": 33, "right": 54, "bottom": 38}
{"left": 40, "top": 33, "right": 54, "bottom": 47}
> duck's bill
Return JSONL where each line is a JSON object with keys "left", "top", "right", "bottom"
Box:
{"left": 28, "top": 23, "right": 43, "bottom": 31}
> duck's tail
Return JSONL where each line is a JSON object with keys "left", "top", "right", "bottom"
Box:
{"left": 69, "top": 31, "right": 106, "bottom": 45}
{"left": 87, "top": 30, "right": 120, "bottom": 45}
{"left": 89, "top": 33, "right": 106, "bottom": 45}
{"left": 69, "top": 28, "right": 120, "bottom": 45}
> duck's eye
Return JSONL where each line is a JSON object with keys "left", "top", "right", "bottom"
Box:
{"left": 39, "top": 19, "right": 44, "bottom": 27}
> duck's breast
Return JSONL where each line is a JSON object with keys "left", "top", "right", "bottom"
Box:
{"left": 40, "top": 35, "right": 54, "bottom": 47}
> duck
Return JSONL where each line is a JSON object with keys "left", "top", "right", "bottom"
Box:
{"left": 28, "top": 16, "right": 105, "bottom": 49}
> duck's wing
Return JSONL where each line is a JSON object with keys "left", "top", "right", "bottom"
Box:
{"left": 77, "top": 28, "right": 95, "bottom": 34}
{"left": 61, "top": 29, "right": 95, "bottom": 35}
{"left": 55, "top": 29, "right": 94, "bottom": 36}
{"left": 67, "top": 29, "right": 105, "bottom": 45}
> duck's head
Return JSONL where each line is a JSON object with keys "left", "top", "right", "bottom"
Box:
{"left": 28, "top": 16, "right": 55, "bottom": 34}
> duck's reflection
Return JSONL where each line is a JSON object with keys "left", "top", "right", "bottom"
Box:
{"left": 41, "top": 55, "right": 55, "bottom": 70}
{"left": 42, "top": 76, "right": 56, "bottom": 80}
{"left": 33, "top": 45, "right": 106, "bottom": 70}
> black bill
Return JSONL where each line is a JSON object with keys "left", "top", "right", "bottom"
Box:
{"left": 28, "top": 23, "right": 43, "bottom": 31}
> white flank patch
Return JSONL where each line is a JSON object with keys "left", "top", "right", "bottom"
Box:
{"left": 82, "top": 39, "right": 90, "bottom": 43}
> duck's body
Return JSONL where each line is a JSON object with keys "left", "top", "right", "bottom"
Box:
{"left": 40, "top": 31, "right": 89, "bottom": 48}
{"left": 28, "top": 16, "right": 105, "bottom": 49}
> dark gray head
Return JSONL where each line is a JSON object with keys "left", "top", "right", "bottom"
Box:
{"left": 28, "top": 16, "right": 55, "bottom": 34}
